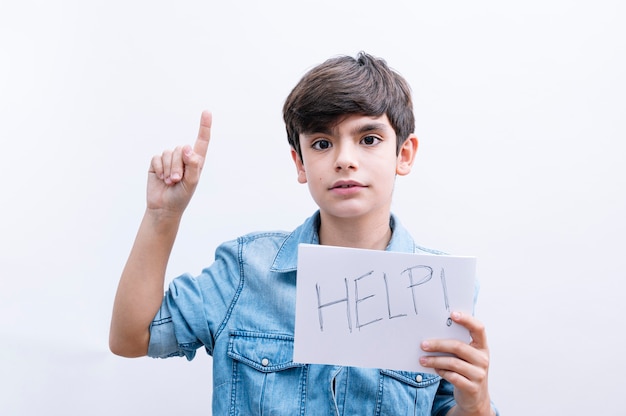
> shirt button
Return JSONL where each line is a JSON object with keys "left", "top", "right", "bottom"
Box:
{"left": 415, "top": 374, "right": 423, "bottom": 383}
{"left": 261, "top": 358, "right": 270, "bottom": 367}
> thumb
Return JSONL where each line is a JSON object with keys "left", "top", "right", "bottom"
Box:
{"left": 181, "top": 144, "right": 204, "bottom": 186}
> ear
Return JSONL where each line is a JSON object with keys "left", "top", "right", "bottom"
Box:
{"left": 291, "top": 147, "right": 308, "bottom": 184}
{"left": 396, "top": 134, "right": 418, "bottom": 176}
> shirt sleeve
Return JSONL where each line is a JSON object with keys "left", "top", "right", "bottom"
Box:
{"left": 147, "top": 293, "right": 194, "bottom": 359}
{"left": 147, "top": 238, "right": 242, "bottom": 360}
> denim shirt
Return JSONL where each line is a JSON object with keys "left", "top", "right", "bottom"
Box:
{"left": 148, "top": 212, "right": 493, "bottom": 415}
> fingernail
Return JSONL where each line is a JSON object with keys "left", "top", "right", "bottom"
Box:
{"left": 171, "top": 173, "right": 181, "bottom": 181}
{"left": 452, "top": 312, "right": 461, "bottom": 320}
{"left": 421, "top": 341, "right": 430, "bottom": 351}
{"left": 419, "top": 356, "right": 429, "bottom": 365}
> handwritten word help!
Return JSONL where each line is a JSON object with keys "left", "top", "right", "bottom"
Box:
{"left": 314, "top": 266, "right": 452, "bottom": 334}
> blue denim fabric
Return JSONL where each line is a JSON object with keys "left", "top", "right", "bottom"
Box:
{"left": 148, "top": 212, "right": 497, "bottom": 415}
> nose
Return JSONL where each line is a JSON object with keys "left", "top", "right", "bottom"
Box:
{"left": 334, "top": 143, "right": 358, "bottom": 171}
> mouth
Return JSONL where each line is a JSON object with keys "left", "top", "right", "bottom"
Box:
{"left": 329, "top": 181, "right": 366, "bottom": 190}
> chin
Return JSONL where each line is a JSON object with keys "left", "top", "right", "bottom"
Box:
{"left": 321, "top": 206, "right": 377, "bottom": 220}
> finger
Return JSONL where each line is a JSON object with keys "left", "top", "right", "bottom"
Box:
{"left": 420, "top": 342, "right": 487, "bottom": 370}
{"left": 193, "top": 110, "right": 212, "bottom": 159}
{"left": 451, "top": 312, "right": 489, "bottom": 350}
{"left": 420, "top": 354, "right": 483, "bottom": 383}
{"left": 150, "top": 154, "right": 164, "bottom": 180}
{"left": 169, "top": 146, "right": 184, "bottom": 183}
{"left": 161, "top": 149, "right": 173, "bottom": 184}
{"left": 181, "top": 143, "right": 204, "bottom": 185}
{"left": 422, "top": 338, "right": 488, "bottom": 369}
{"left": 435, "top": 366, "right": 485, "bottom": 395}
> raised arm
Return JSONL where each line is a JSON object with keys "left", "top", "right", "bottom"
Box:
{"left": 109, "top": 111, "right": 212, "bottom": 357}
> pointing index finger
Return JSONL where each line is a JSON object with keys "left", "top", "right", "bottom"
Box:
{"left": 193, "top": 110, "right": 212, "bottom": 158}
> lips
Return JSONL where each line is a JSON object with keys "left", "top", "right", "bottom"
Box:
{"left": 329, "top": 180, "right": 366, "bottom": 190}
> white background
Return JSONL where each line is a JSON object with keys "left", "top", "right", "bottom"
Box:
{"left": 1, "top": 1, "right": 624, "bottom": 415}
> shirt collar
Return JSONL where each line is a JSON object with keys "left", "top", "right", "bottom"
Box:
{"left": 270, "top": 211, "right": 416, "bottom": 273}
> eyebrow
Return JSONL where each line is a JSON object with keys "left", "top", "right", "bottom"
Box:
{"left": 351, "top": 122, "right": 390, "bottom": 135}
{"left": 306, "top": 121, "right": 391, "bottom": 137}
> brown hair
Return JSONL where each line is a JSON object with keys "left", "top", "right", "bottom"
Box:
{"left": 283, "top": 51, "right": 415, "bottom": 159}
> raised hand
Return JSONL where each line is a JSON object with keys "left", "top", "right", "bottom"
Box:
{"left": 146, "top": 111, "right": 212, "bottom": 215}
{"left": 419, "top": 312, "right": 494, "bottom": 416}
{"left": 110, "top": 110, "right": 213, "bottom": 358}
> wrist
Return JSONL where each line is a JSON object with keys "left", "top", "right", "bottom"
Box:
{"left": 143, "top": 208, "right": 183, "bottom": 232}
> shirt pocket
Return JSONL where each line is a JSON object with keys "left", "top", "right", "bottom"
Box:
{"left": 378, "top": 369, "right": 441, "bottom": 415}
{"left": 227, "top": 331, "right": 307, "bottom": 415}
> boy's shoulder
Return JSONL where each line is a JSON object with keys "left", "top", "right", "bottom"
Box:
{"left": 214, "top": 214, "right": 319, "bottom": 273}
{"left": 215, "top": 230, "right": 293, "bottom": 256}
{"left": 236, "top": 230, "right": 292, "bottom": 243}
{"left": 213, "top": 229, "right": 300, "bottom": 274}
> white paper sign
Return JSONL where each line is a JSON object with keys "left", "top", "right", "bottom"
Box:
{"left": 293, "top": 244, "right": 476, "bottom": 373}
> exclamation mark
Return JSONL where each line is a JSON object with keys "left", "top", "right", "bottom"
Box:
{"left": 440, "top": 268, "right": 452, "bottom": 327}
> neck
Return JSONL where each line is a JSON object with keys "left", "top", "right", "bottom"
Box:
{"left": 318, "top": 211, "right": 392, "bottom": 250}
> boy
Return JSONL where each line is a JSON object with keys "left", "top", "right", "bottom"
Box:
{"left": 110, "top": 52, "right": 497, "bottom": 415}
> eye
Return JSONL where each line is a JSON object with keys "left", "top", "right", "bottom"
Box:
{"left": 361, "top": 135, "right": 381, "bottom": 146}
{"left": 312, "top": 139, "right": 332, "bottom": 150}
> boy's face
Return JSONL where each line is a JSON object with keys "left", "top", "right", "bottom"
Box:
{"left": 291, "top": 114, "right": 417, "bottom": 222}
